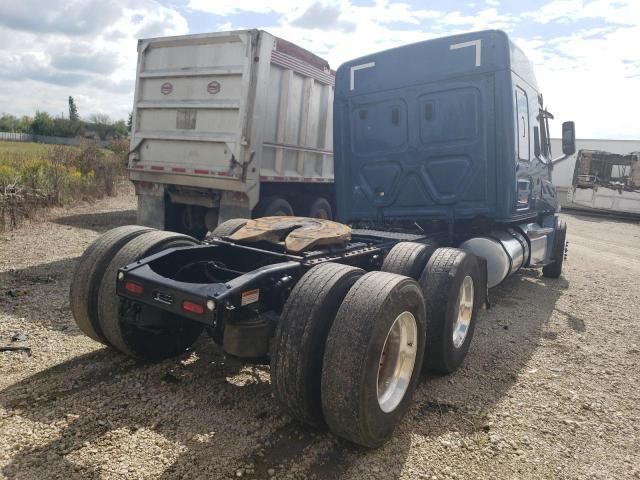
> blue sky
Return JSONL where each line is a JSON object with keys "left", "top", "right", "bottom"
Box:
{"left": 0, "top": 0, "right": 638, "bottom": 139}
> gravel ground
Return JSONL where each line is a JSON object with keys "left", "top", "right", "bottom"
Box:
{"left": 1, "top": 187, "right": 639, "bottom": 480}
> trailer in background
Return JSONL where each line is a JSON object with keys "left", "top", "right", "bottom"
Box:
{"left": 129, "top": 30, "right": 335, "bottom": 237}
{"left": 566, "top": 149, "right": 640, "bottom": 216}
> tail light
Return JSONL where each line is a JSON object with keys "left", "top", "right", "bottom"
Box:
{"left": 183, "top": 301, "right": 204, "bottom": 315}
{"left": 124, "top": 281, "right": 144, "bottom": 294}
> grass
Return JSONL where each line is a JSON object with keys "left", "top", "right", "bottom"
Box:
{"left": 0, "top": 140, "right": 126, "bottom": 231}
{"left": 0, "top": 141, "right": 48, "bottom": 156}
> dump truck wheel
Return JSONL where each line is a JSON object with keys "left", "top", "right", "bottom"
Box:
{"left": 381, "top": 241, "right": 437, "bottom": 280}
{"left": 305, "top": 197, "right": 333, "bottom": 220}
{"left": 271, "top": 263, "right": 364, "bottom": 427}
{"left": 70, "top": 225, "right": 153, "bottom": 345}
{"left": 207, "top": 218, "right": 248, "bottom": 239}
{"left": 543, "top": 221, "right": 567, "bottom": 279}
{"left": 254, "top": 196, "right": 294, "bottom": 217}
{"left": 97, "top": 231, "right": 203, "bottom": 361}
{"left": 419, "top": 248, "right": 482, "bottom": 373}
{"left": 321, "top": 272, "right": 426, "bottom": 447}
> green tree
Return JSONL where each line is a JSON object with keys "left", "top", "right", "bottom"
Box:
{"left": 68, "top": 96, "right": 79, "bottom": 122}
{"left": 127, "top": 112, "right": 132, "bottom": 133}
{"left": 31, "top": 111, "right": 54, "bottom": 136}
{"left": 112, "top": 119, "right": 128, "bottom": 138}
{"left": 0, "top": 114, "right": 20, "bottom": 132}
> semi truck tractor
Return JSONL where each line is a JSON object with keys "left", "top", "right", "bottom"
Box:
{"left": 71, "top": 30, "right": 575, "bottom": 447}
{"left": 128, "top": 30, "right": 336, "bottom": 238}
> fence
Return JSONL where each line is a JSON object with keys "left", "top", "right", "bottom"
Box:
{"left": 0, "top": 131, "right": 111, "bottom": 148}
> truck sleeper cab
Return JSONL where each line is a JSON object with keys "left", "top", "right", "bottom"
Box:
{"left": 71, "top": 30, "right": 574, "bottom": 448}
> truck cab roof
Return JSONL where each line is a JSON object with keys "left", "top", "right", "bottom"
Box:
{"left": 333, "top": 30, "right": 550, "bottom": 226}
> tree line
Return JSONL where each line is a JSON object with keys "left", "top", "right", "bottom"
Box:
{"left": 0, "top": 97, "right": 131, "bottom": 140}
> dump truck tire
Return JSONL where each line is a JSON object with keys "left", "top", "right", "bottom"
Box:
{"left": 97, "top": 230, "right": 203, "bottom": 361}
{"left": 305, "top": 197, "right": 333, "bottom": 220}
{"left": 381, "top": 241, "right": 437, "bottom": 280}
{"left": 70, "top": 225, "right": 153, "bottom": 345}
{"left": 271, "top": 263, "right": 364, "bottom": 427}
{"left": 321, "top": 272, "right": 426, "bottom": 447}
{"left": 254, "top": 196, "right": 294, "bottom": 217}
{"left": 419, "top": 248, "right": 482, "bottom": 373}
{"left": 543, "top": 220, "right": 567, "bottom": 279}
{"left": 207, "top": 218, "right": 249, "bottom": 239}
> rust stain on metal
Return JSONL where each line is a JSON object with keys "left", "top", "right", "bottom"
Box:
{"left": 229, "top": 216, "right": 351, "bottom": 253}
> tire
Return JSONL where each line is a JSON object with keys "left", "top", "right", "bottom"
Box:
{"left": 321, "top": 272, "right": 426, "bottom": 447}
{"left": 305, "top": 197, "right": 333, "bottom": 220}
{"left": 543, "top": 220, "right": 567, "bottom": 278}
{"left": 271, "top": 263, "right": 364, "bottom": 427}
{"left": 254, "top": 196, "right": 294, "bottom": 217}
{"left": 207, "top": 218, "right": 248, "bottom": 239}
{"left": 418, "top": 248, "right": 483, "bottom": 373}
{"left": 381, "top": 241, "right": 437, "bottom": 280}
{"left": 69, "top": 225, "right": 153, "bottom": 345}
{"left": 97, "top": 230, "right": 203, "bottom": 361}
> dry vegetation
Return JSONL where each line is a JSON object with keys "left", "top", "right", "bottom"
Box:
{"left": 0, "top": 140, "right": 128, "bottom": 230}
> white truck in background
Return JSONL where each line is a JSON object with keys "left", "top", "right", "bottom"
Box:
{"left": 566, "top": 149, "right": 640, "bottom": 216}
{"left": 129, "top": 30, "right": 335, "bottom": 237}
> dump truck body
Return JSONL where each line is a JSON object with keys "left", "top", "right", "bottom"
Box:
{"left": 129, "top": 30, "right": 335, "bottom": 235}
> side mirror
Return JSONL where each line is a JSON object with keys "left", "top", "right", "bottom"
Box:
{"left": 562, "top": 121, "right": 576, "bottom": 155}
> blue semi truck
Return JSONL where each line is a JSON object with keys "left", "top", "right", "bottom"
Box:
{"left": 70, "top": 30, "right": 575, "bottom": 447}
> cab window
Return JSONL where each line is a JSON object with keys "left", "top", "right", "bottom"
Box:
{"left": 515, "top": 87, "right": 530, "bottom": 161}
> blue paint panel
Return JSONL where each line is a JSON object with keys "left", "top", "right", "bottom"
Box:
{"left": 352, "top": 99, "right": 407, "bottom": 155}
{"left": 418, "top": 87, "right": 479, "bottom": 144}
{"left": 334, "top": 29, "right": 559, "bottom": 225}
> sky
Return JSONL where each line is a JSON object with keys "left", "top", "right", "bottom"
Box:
{"left": 0, "top": 0, "right": 638, "bottom": 139}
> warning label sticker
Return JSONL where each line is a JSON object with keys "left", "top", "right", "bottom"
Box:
{"left": 241, "top": 288, "right": 260, "bottom": 306}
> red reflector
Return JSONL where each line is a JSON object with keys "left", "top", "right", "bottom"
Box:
{"left": 124, "top": 281, "right": 144, "bottom": 294}
{"left": 183, "top": 301, "right": 204, "bottom": 315}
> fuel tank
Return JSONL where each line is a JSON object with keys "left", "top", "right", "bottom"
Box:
{"left": 459, "top": 228, "right": 530, "bottom": 288}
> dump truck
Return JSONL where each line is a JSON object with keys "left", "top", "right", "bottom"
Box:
{"left": 566, "top": 149, "right": 640, "bottom": 216}
{"left": 71, "top": 30, "right": 575, "bottom": 448}
{"left": 129, "top": 30, "right": 336, "bottom": 238}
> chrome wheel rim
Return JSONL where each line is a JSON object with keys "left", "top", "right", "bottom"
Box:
{"left": 452, "top": 275, "right": 474, "bottom": 349}
{"left": 376, "top": 311, "right": 418, "bottom": 413}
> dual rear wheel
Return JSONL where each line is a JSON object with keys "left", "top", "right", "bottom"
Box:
{"left": 70, "top": 228, "right": 203, "bottom": 361}
{"left": 271, "top": 243, "right": 484, "bottom": 447}
{"left": 253, "top": 195, "right": 333, "bottom": 219}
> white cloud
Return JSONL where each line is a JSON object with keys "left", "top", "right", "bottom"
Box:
{"left": 514, "top": 0, "right": 640, "bottom": 138}
{"left": 0, "top": 0, "right": 188, "bottom": 121}
{"left": 0, "top": 0, "right": 638, "bottom": 139}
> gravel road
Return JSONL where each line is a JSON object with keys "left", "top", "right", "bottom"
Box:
{"left": 1, "top": 188, "right": 639, "bottom": 480}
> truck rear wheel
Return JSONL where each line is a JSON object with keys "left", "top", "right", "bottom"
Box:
{"left": 207, "top": 218, "right": 248, "bottom": 239}
{"left": 419, "top": 248, "right": 482, "bottom": 373}
{"left": 97, "top": 230, "right": 203, "bottom": 361}
{"left": 271, "top": 263, "right": 364, "bottom": 426}
{"left": 381, "top": 241, "right": 436, "bottom": 280}
{"left": 321, "top": 272, "right": 426, "bottom": 447}
{"left": 254, "top": 196, "right": 294, "bottom": 217}
{"left": 542, "top": 220, "right": 567, "bottom": 278}
{"left": 305, "top": 197, "right": 333, "bottom": 219}
{"left": 70, "top": 225, "right": 152, "bottom": 345}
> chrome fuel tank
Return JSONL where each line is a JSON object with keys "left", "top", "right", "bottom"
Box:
{"left": 460, "top": 229, "right": 529, "bottom": 288}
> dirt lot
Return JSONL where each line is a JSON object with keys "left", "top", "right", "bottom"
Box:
{"left": 1, "top": 188, "right": 639, "bottom": 480}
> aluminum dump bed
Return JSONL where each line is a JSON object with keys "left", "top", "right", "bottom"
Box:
{"left": 128, "top": 30, "right": 335, "bottom": 228}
